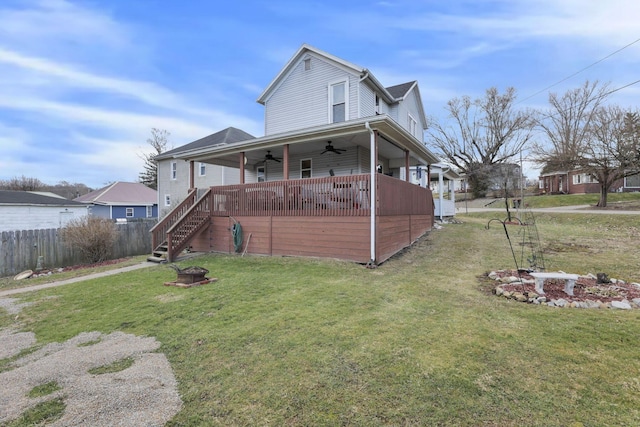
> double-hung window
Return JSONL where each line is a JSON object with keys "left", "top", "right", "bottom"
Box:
{"left": 125, "top": 207, "right": 134, "bottom": 217}
{"left": 300, "top": 159, "right": 312, "bottom": 178}
{"left": 199, "top": 162, "right": 206, "bottom": 176}
{"left": 171, "top": 162, "right": 177, "bottom": 180}
{"left": 329, "top": 80, "right": 347, "bottom": 123}
{"left": 408, "top": 114, "right": 417, "bottom": 137}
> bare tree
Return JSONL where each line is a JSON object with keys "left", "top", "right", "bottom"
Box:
{"left": 0, "top": 175, "right": 45, "bottom": 191}
{"left": 427, "top": 87, "right": 535, "bottom": 197}
{"left": 581, "top": 107, "right": 640, "bottom": 207}
{"left": 139, "top": 128, "right": 170, "bottom": 190}
{"left": 532, "top": 80, "right": 610, "bottom": 172}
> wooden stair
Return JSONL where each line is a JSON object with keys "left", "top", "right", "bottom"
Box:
{"left": 147, "top": 242, "right": 168, "bottom": 263}
{"left": 148, "top": 188, "right": 212, "bottom": 263}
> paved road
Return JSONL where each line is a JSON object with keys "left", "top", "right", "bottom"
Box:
{"left": 0, "top": 262, "right": 159, "bottom": 297}
{"left": 456, "top": 205, "right": 640, "bottom": 215}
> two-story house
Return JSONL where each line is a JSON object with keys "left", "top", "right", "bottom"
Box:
{"left": 151, "top": 44, "right": 441, "bottom": 265}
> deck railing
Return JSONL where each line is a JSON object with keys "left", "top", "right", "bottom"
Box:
{"left": 209, "top": 175, "right": 372, "bottom": 217}
{"left": 206, "top": 174, "right": 433, "bottom": 217}
{"left": 377, "top": 174, "right": 433, "bottom": 216}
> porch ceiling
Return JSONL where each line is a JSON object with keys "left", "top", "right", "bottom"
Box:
{"left": 173, "top": 115, "right": 440, "bottom": 168}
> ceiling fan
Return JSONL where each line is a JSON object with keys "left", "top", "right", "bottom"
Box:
{"left": 263, "top": 150, "right": 281, "bottom": 163}
{"left": 321, "top": 141, "right": 346, "bottom": 155}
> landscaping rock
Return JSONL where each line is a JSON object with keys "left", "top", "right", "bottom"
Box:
{"left": 611, "top": 301, "right": 632, "bottom": 310}
{"left": 632, "top": 298, "right": 640, "bottom": 307}
{"left": 537, "top": 296, "right": 547, "bottom": 304}
{"left": 514, "top": 293, "right": 527, "bottom": 302}
{"left": 495, "top": 286, "right": 504, "bottom": 296}
{"left": 554, "top": 298, "right": 568, "bottom": 307}
{"left": 488, "top": 271, "right": 498, "bottom": 279}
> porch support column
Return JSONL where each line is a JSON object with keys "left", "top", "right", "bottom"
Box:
{"left": 283, "top": 144, "right": 289, "bottom": 180}
{"left": 239, "top": 152, "right": 245, "bottom": 184}
{"left": 189, "top": 160, "right": 195, "bottom": 190}
{"left": 405, "top": 150, "right": 410, "bottom": 181}
{"left": 438, "top": 169, "right": 444, "bottom": 221}
{"left": 365, "top": 122, "right": 377, "bottom": 266}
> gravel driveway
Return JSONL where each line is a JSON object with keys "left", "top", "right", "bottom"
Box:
{"left": 0, "top": 298, "right": 182, "bottom": 426}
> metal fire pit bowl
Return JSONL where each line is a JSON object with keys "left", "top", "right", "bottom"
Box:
{"left": 169, "top": 265, "right": 209, "bottom": 284}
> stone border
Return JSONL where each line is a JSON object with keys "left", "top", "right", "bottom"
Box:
{"left": 490, "top": 271, "right": 640, "bottom": 310}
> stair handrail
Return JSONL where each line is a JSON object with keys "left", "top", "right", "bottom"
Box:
{"left": 150, "top": 188, "right": 198, "bottom": 249}
{"left": 166, "top": 188, "right": 212, "bottom": 261}
{"left": 166, "top": 188, "right": 212, "bottom": 234}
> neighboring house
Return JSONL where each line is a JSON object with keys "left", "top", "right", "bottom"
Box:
{"left": 539, "top": 169, "right": 639, "bottom": 195}
{"left": 151, "top": 44, "right": 440, "bottom": 265}
{"left": 75, "top": 182, "right": 158, "bottom": 220}
{"left": 155, "top": 127, "right": 255, "bottom": 217}
{"left": 0, "top": 190, "right": 88, "bottom": 232}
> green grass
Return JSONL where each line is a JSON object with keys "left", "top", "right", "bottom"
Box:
{"left": 27, "top": 381, "right": 61, "bottom": 398}
{"left": 4, "top": 398, "right": 65, "bottom": 426}
{"left": 88, "top": 357, "right": 134, "bottom": 375}
{"left": 2, "top": 214, "right": 640, "bottom": 426}
{"left": 522, "top": 192, "right": 640, "bottom": 208}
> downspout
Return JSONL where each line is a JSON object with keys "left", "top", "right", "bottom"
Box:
{"left": 365, "top": 121, "right": 376, "bottom": 266}
{"left": 358, "top": 71, "right": 369, "bottom": 119}
{"left": 438, "top": 169, "right": 444, "bottom": 221}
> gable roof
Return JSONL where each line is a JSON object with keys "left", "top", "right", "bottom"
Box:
{"left": 74, "top": 182, "right": 157, "bottom": 206}
{"left": 386, "top": 81, "right": 416, "bottom": 99}
{"left": 0, "top": 190, "right": 85, "bottom": 206}
{"left": 257, "top": 44, "right": 427, "bottom": 126}
{"left": 156, "top": 127, "right": 255, "bottom": 160}
{"left": 257, "top": 43, "right": 398, "bottom": 105}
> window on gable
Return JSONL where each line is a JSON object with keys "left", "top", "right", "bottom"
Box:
{"left": 304, "top": 58, "right": 311, "bottom": 71}
{"left": 171, "top": 162, "right": 177, "bottom": 180}
{"left": 199, "top": 162, "right": 206, "bottom": 176}
{"left": 375, "top": 94, "right": 380, "bottom": 114}
{"left": 408, "top": 114, "right": 417, "bottom": 137}
{"left": 300, "top": 159, "right": 312, "bottom": 178}
{"left": 330, "top": 81, "right": 347, "bottom": 123}
{"left": 126, "top": 207, "right": 134, "bottom": 217}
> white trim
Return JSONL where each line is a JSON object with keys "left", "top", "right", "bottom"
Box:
{"left": 198, "top": 162, "right": 206, "bottom": 176}
{"left": 170, "top": 161, "right": 177, "bottom": 180}
{"left": 300, "top": 158, "right": 312, "bottom": 178}
{"left": 408, "top": 113, "right": 417, "bottom": 138}
{"left": 125, "top": 207, "right": 134, "bottom": 217}
{"left": 328, "top": 78, "right": 349, "bottom": 124}
{"left": 164, "top": 194, "right": 171, "bottom": 206}
{"left": 146, "top": 205, "right": 153, "bottom": 218}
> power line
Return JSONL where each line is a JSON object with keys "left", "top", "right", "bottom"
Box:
{"left": 517, "top": 37, "right": 640, "bottom": 105}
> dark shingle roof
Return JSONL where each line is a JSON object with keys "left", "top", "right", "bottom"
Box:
{"left": 0, "top": 190, "right": 85, "bottom": 206}
{"left": 157, "top": 127, "right": 255, "bottom": 160}
{"left": 386, "top": 81, "right": 416, "bottom": 99}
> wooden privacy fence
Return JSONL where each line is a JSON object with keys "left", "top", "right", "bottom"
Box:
{"left": 0, "top": 220, "right": 156, "bottom": 277}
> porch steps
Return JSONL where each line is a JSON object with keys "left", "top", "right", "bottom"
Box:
{"left": 147, "top": 242, "right": 168, "bottom": 263}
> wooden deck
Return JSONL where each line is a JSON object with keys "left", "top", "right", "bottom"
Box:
{"left": 152, "top": 174, "right": 434, "bottom": 264}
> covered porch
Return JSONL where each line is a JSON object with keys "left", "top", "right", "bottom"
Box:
{"left": 151, "top": 116, "right": 439, "bottom": 265}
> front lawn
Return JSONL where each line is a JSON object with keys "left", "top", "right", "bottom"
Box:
{"left": 3, "top": 213, "right": 640, "bottom": 426}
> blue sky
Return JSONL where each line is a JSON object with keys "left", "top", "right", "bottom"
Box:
{"left": 1, "top": 0, "right": 639, "bottom": 188}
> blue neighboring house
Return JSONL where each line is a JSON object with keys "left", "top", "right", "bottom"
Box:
{"left": 75, "top": 182, "right": 158, "bottom": 220}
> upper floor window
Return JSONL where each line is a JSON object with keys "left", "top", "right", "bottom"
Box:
{"left": 408, "top": 114, "right": 417, "bottom": 137}
{"left": 199, "top": 162, "right": 206, "bottom": 176}
{"left": 171, "top": 162, "right": 177, "bottom": 180}
{"left": 301, "top": 159, "right": 312, "bottom": 178}
{"left": 257, "top": 166, "right": 265, "bottom": 182}
{"left": 329, "top": 80, "right": 347, "bottom": 123}
{"left": 304, "top": 57, "right": 311, "bottom": 71}
{"left": 165, "top": 194, "right": 171, "bottom": 206}
{"left": 375, "top": 94, "right": 380, "bottom": 114}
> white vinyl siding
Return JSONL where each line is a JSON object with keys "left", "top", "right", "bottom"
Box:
{"left": 0, "top": 206, "right": 87, "bottom": 232}
{"left": 263, "top": 54, "right": 359, "bottom": 135}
